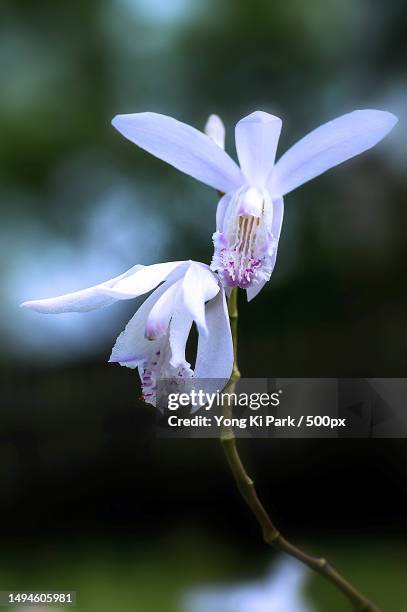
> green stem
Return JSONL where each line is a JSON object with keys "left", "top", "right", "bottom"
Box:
{"left": 227, "top": 288, "right": 241, "bottom": 381}
{"left": 221, "top": 288, "right": 380, "bottom": 612}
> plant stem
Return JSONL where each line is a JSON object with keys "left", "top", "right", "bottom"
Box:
{"left": 227, "top": 288, "right": 241, "bottom": 381}
{"left": 221, "top": 288, "right": 380, "bottom": 612}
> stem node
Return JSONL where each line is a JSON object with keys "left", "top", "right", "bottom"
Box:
{"left": 263, "top": 529, "right": 280, "bottom": 545}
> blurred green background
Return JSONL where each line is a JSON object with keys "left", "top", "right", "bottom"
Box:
{"left": 1, "top": 0, "right": 407, "bottom": 610}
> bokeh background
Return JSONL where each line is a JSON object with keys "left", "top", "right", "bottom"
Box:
{"left": 1, "top": 0, "right": 407, "bottom": 610}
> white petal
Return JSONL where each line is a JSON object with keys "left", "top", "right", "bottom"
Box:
{"left": 169, "top": 303, "right": 193, "bottom": 368}
{"left": 246, "top": 279, "right": 267, "bottom": 302}
{"left": 145, "top": 279, "right": 181, "bottom": 340}
{"left": 112, "top": 112, "right": 243, "bottom": 193}
{"left": 215, "top": 193, "right": 231, "bottom": 231}
{"left": 20, "top": 264, "right": 144, "bottom": 313}
{"left": 102, "top": 261, "right": 186, "bottom": 299}
{"left": 235, "top": 111, "right": 282, "bottom": 187}
{"left": 270, "top": 109, "right": 398, "bottom": 196}
{"left": 246, "top": 196, "right": 284, "bottom": 301}
{"left": 204, "top": 114, "right": 226, "bottom": 150}
{"left": 182, "top": 262, "right": 219, "bottom": 334}
{"left": 194, "top": 290, "right": 233, "bottom": 380}
{"left": 109, "top": 282, "right": 170, "bottom": 367}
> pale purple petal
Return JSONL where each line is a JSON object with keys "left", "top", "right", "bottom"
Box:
{"left": 246, "top": 196, "right": 284, "bottom": 301}
{"left": 182, "top": 262, "right": 219, "bottom": 334}
{"left": 270, "top": 109, "right": 398, "bottom": 196}
{"left": 246, "top": 279, "right": 267, "bottom": 302}
{"left": 109, "top": 282, "right": 170, "bottom": 367}
{"left": 194, "top": 290, "right": 233, "bottom": 380}
{"left": 235, "top": 111, "right": 282, "bottom": 187}
{"left": 169, "top": 303, "right": 194, "bottom": 368}
{"left": 20, "top": 264, "right": 144, "bottom": 313}
{"left": 145, "top": 279, "right": 181, "bottom": 340}
{"left": 215, "top": 193, "right": 231, "bottom": 231}
{"left": 112, "top": 112, "right": 243, "bottom": 193}
{"left": 102, "top": 261, "right": 186, "bottom": 299}
{"left": 205, "top": 114, "right": 225, "bottom": 150}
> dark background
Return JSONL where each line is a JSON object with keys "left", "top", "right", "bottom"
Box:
{"left": 1, "top": 1, "right": 406, "bottom": 610}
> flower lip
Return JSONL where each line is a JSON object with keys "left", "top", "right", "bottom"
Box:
{"left": 145, "top": 321, "right": 168, "bottom": 341}
{"left": 211, "top": 184, "right": 275, "bottom": 290}
{"left": 108, "top": 353, "right": 144, "bottom": 364}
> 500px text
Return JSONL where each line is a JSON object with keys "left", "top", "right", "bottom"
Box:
{"left": 167, "top": 415, "right": 347, "bottom": 429}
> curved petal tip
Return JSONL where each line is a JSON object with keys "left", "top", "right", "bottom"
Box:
{"left": 359, "top": 109, "right": 398, "bottom": 133}
{"left": 240, "top": 110, "right": 282, "bottom": 125}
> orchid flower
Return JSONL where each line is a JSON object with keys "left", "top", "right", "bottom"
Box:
{"left": 112, "top": 108, "right": 397, "bottom": 299}
{"left": 21, "top": 261, "right": 233, "bottom": 406}
{"left": 183, "top": 557, "right": 315, "bottom": 612}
